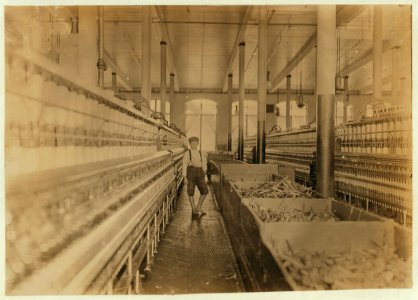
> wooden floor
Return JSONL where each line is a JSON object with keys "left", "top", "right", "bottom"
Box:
{"left": 141, "top": 185, "right": 244, "bottom": 294}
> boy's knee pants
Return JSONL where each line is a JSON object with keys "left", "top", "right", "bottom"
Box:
{"left": 186, "top": 166, "right": 208, "bottom": 196}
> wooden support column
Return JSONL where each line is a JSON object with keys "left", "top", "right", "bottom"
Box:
{"left": 238, "top": 42, "right": 245, "bottom": 161}
{"left": 343, "top": 76, "right": 348, "bottom": 124}
{"left": 170, "top": 73, "right": 175, "bottom": 123}
{"left": 78, "top": 7, "right": 99, "bottom": 86}
{"left": 227, "top": 74, "right": 233, "bottom": 151}
{"left": 160, "top": 41, "right": 167, "bottom": 118}
{"left": 316, "top": 5, "right": 336, "bottom": 198}
{"left": 286, "top": 74, "right": 291, "bottom": 129}
{"left": 257, "top": 6, "right": 267, "bottom": 164}
{"left": 97, "top": 6, "right": 106, "bottom": 89}
{"left": 373, "top": 6, "right": 383, "bottom": 101}
{"left": 392, "top": 46, "right": 400, "bottom": 102}
{"left": 141, "top": 6, "right": 152, "bottom": 102}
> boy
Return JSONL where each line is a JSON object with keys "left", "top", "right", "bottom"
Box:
{"left": 182, "top": 136, "right": 208, "bottom": 217}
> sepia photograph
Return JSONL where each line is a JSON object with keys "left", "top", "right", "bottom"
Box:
{"left": 1, "top": 0, "right": 416, "bottom": 299}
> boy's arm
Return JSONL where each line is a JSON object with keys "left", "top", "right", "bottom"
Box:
{"left": 202, "top": 151, "right": 208, "bottom": 174}
{"left": 182, "top": 153, "right": 188, "bottom": 178}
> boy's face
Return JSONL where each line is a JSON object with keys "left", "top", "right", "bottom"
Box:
{"left": 190, "top": 140, "right": 199, "bottom": 148}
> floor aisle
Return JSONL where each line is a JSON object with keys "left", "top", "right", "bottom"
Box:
{"left": 141, "top": 186, "right": 244, "bottom": 294}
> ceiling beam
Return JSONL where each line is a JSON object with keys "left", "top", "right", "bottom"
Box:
{"left": 120, "top": 31, "right": 141, "bottom": 66}
{"left": 155, "top": 6, "right": 180, "bottom": 91}
{"left": 221, "top": 6, "right": 252, "bottom": 92}
{"left": 340, "top": 40, "right": 396, "bottom": 76}
{"left": 340, "top": 48, "right": 373, "bottom": 77}
{"left": 337, "top": 5, "right": 368, "bottom": 25}
{"left": 104, "top": 50, "right": 134, "bottom": 91}
{"left": 359, "top": 75, "right": 392, "bottom": 94}
{"left": 270, "top": 32, "right": 317, "bottom": 93}
{"left": 346, "top": 90, "right": 391, "bottom": 96}
{"left": 269, "top": 5, "right": 368, "bottom": 92}
{"left": 122, "top": 87, "right": 317, "bottom": 95}
{"left": 110, "top": 87, "right": 390, "bottom": 96}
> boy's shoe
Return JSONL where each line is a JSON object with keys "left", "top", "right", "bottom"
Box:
{"left": 197, "top": 210, "right": 206, "bottom": 217}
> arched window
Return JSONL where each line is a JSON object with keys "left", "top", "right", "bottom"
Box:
{"left": 335, "top": 100, "right": 344, "bottom": 126}
{"left": 336, "top": 101, "right": 355, "bottom": 124}
{"left": 276, "top": 101, "right": 307, "bottom": 130}
{"left": 150, "top": 99, "right": 171, "bottom": 123}
{"left": 231, "top": 100, "right": 257, "bottom": 151}
{"left": 347, "top": 104, "right": 354, "bottom": 122}
{"left": 185, "top": 99, "right": 217, "bottom": 151}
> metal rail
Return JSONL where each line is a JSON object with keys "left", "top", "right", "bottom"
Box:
{"left": 7, "top": 151, "right": 183, "bottom": 294}
{"left": 5, "top": 47, "right": 187, "bottom": 294}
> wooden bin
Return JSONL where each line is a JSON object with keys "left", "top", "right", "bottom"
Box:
{"left": 218, "top": 164, "right": 411, "bottom": 291}
{"left": 240, "top": 197, "right": 411, "bottom": 291}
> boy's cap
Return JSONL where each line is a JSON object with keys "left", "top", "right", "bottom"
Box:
{"left": 188, "top": 136, "right": 199, "bottom": 143}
